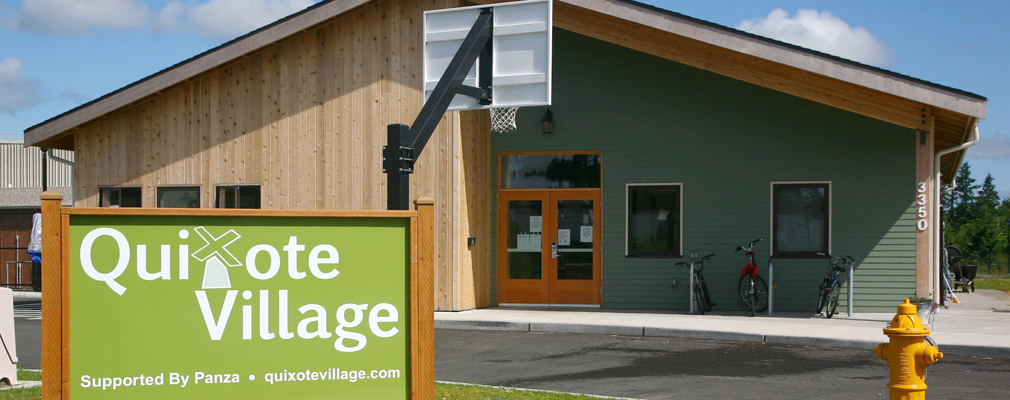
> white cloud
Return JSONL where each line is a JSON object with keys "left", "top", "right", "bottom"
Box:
{"left": 8, "top": 0, "right": 318, "bottom": 39}
{"left": 178, "top": 0, "right": 316, "bottom": 38}
{"left": 14, "top": 0, "right": 149, "bottom": 35}
{"left": 967, "top": 131, "right": 1010, "bottom": 160}
{"left": 737, "top": 9, "right": 892, "bottom": 67}
{"left": 154, "top": 1, "right": 187, "bottom": 33}
{"left": 0, "top": 57, "right": 44, "bottom": 114}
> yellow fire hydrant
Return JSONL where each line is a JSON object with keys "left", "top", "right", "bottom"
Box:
{"left": 872, "top": 299, "right": 943, "bottom": 400}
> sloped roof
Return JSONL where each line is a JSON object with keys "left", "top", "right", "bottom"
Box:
{"left": 24, "top": 0, "right": 985, "bottom": 177}
{"left": 617, "top": 0, "right": 985, "bottom": 107}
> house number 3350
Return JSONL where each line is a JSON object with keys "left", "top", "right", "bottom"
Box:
{"left": 916, "top": 182, "right": 928, "bottom": 231}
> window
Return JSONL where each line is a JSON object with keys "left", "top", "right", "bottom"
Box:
{"left": 627, "top": 184, "right": 681, "bottom": 257}
{"left": 157, "top": 187, "right": 200, "bottom": 208}
{"left": 500, "top": 153, "right": 602, "bottom": 189}
{"left": 99, "top": 187, "right": 142, "bottom": 207}
{"left": 216, "top": 185, "right": 261, "bottom": 209}
{"left": 772, "top": 182, "right": 830, "bottom": 257}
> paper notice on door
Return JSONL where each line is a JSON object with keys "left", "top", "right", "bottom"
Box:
{"left": 557, "top": 229, "right": 571, "bottom": 246}
{"left": 580, "top": 226, "right": 593, "bottom": 243}
{"left": 530, "top": 216, "right": 542, "bottom": 233}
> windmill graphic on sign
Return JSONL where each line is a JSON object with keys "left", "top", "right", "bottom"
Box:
{"left": 191, "top": 226, "right": 242, "bottom": 289}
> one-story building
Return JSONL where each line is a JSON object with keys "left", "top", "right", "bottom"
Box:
{"left": 24, "top": 0, "right": 986, "bottom": 312}
{"left": 1, "top": 133, "right": 73, "bottom": 290}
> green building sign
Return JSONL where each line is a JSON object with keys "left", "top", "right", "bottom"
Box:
{"left": 67, "top": 214, "right": 412, "bottom": 399}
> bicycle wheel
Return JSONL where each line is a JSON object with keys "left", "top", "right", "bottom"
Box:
{"left": 738, "top": 274, "right": 758, "bottom": 316}
{"left": 738, "top": 274, "right": 751, "bottom": 307}
{"left": 753, "top": 275, "right": 769, "bottom": 312}
{"left": 815, "top": 277, "right": 830, "bottom": 314}
{"left": 698, "top": 278, "right": 713, "bottom": 312}
{"left": 825, "top": 281, "right": 841, "bottom": 318}
{"left": 693, "top": 283, "right": 706, "bottom": 315}
{"left": 748, "top": 277, "right": 757, "bottom": 317}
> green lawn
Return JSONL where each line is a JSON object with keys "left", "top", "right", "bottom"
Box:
{"left": 974, "top": 273, "right": 1010, "bottom": 293}
{"left": 0, "top": 369, "right": 41, "bottom": 400}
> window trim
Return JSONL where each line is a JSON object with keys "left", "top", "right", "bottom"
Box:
{"left": 770, "top": 181, "right": 831, "bottom": 258}
{"left": 215, "top": 184, "right": 262, "bottom": 209}
{"left": 156, "top": 185, "right": 201, "bottom": 208}
{"left": 98, "top": 186, "right": 143, "bottom": 208}
{"left": 625, "top": 183, "right": 683, "bottom": 258}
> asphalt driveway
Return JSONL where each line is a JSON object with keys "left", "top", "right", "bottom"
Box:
{"left": 435, "top": 329, "right": 1010, "bottom": 400}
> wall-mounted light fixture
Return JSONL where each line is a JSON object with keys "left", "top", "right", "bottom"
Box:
{"left": 541, "top": 108, "right": 554, "bottom": 134}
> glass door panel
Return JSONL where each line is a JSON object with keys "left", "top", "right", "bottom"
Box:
{"left": 507, "top": 200, "right": 543, "bottom": 279}
{"left": 555, "top": 200, "right": 594, "bottom": 280}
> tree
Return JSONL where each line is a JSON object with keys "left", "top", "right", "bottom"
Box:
{"left": 976, "top": 174, "right": 1001, "bottom": 216}
{"left": 971, "top": 175, "right": 1002, "bottom": 264}
{"left": 1000, "top": 197, "right": 1010, "bottom": 270}
{"left": 942, "top": 162, "right": 978, "bottom": 232}
{"left": 942, "top": 164, "right": 1003, "bottom": 265}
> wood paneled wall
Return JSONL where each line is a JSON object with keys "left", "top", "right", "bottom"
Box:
{"left": 458, "top": 110, "right": 493, "bottom": 309}
{"left": 71, "top": 0, "right": 494, "bottom": 310}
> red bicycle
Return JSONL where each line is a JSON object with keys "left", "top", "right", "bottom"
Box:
{"left": 736, "top": 238, "right": 769, "bottom": 316}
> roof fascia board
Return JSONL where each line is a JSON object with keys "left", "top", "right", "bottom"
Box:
{"left": 564, "top": 0, "right": 986, "bottom": 119}
{"left": 23, "top": 0, "right": 370, "bottom": 147}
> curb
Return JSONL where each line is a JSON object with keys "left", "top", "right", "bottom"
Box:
{"left": 0, "top": 380, "right": 41, "bottom": 391}
{"left": 435, "top": 320, "right": 529, "bottom": 331}
{"left": 646, "top": 327, "right": 764, "bottom": 343}
{"left": 435, "top": 320, "right": 1008, "bottom": 359}
{"left": 937, "top": 344, "right": 1010, "bottom": 360}
{"left": 531, "top": 323, "right": 644, "bottom": 337}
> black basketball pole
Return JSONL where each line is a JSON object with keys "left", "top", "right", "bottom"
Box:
{"left": 384, "top": 8, "right": 493, "bottom": 210}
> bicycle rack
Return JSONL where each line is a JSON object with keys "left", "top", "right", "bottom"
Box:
{"left": 688, "top": 252, "right": 698, "bottom": 315}
{"left": 847, "top": 261, "right": 856, "bottom": 318}
{"left": 768, "top": 259, "right": 774, "bottom": 316}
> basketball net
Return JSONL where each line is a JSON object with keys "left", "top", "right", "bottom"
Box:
{"left": 490, "top": 107, "right": 519, "bottom": 133}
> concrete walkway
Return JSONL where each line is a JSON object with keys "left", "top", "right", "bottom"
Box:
{"left": 436, "top": 289, "right": 1010, "bottom": 359}
{"left": 13, "top": 289, "right": 1010, "bottom": 358}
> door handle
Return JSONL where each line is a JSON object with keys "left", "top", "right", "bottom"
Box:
{"left": 551, "top": 242, "right": 558, "bottom": 259}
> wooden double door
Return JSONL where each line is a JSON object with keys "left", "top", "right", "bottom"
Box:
{"left": 497, "top": 189, "right": 602, "bottom": 305}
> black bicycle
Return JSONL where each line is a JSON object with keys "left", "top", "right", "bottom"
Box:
{"left": 736, "top": 239, "right": 768, "bottom": 317}
{"left": 676, "top": 254, "right": 714, "bottom": 314}
{"left": 815, "top": 253, "right": 853, "bottom": 318}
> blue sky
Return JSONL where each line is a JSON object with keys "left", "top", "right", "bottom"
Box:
{"left": 1, "top": 0, "right": 1007, "bottom": 198}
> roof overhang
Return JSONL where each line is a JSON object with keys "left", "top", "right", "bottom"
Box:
{"left": 24, "top": 0, "right": 986, "bottom": 181}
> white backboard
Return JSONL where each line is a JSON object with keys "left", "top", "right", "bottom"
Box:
{"left": 423, "top": 0, "right": 552, "bottom": 111}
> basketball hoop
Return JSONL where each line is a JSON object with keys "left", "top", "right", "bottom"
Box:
{"left": 490, "top": 107, "right": 519, "bottom": 133}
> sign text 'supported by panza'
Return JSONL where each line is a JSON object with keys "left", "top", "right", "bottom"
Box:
{"left": 68, "top": 215, "right": 411, "bottom": 399}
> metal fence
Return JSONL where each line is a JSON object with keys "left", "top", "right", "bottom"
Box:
{"left": 0, "top": 209, "right": 40, "bottom": 290}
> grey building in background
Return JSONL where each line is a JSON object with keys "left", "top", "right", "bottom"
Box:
{"left": 1, "top": 132, "right": 74, "bottom": 289}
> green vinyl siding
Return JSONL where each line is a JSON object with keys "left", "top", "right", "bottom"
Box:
{"left": 492, "top": 29, "right": 916, "bottom": 313}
